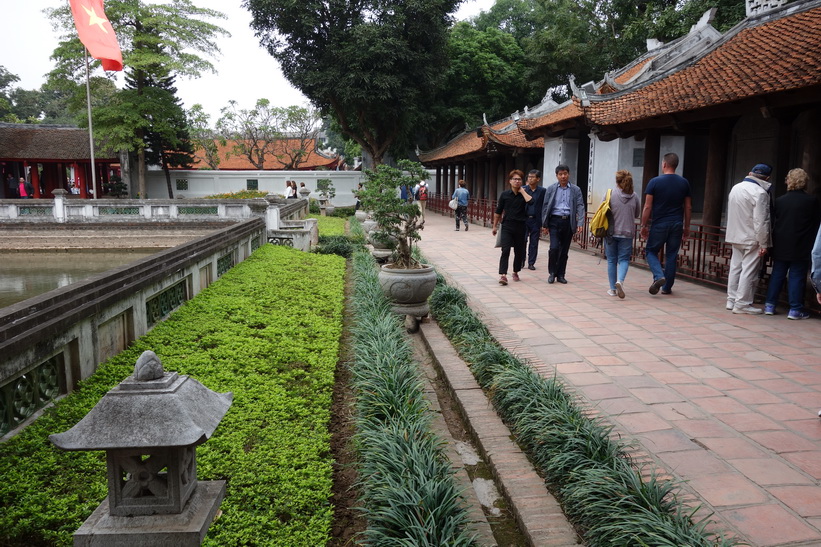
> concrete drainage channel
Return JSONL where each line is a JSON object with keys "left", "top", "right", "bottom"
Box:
{"left": 411, "top": 321, "right": 581, "bottom": 547}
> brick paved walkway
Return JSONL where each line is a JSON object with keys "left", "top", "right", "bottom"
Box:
{"left": 417, "top": 211, "right": 821, "bottom": 547}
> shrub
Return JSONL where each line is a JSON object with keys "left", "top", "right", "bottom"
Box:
{"left": 348, "top": 251, "right": 475, "bottom": 545}
{"left": 0, "top": 245, "right": 345, "bottom": 546}
{"left": 315, "top": 235, "right": 363, "bottom": 258}
{"left": 203, "top": 190, "right": 268, "bottom": 199}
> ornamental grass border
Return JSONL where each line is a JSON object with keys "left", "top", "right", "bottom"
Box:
{"left": 428, "top": 282, "right": 742, "bottom": 547}
{"left": 348, "top": 250, "right": 476, "bottom": 545}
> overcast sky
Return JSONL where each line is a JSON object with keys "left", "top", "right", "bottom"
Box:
{"left": 1, "top": 0, "right": 495, "bottom": 124}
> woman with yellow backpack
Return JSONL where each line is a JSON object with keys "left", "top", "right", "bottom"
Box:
{"left": 605, "top": 170, "right": 641, "bottom": 298}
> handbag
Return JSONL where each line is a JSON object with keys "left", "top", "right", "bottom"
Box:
{"left": 448, "top": 198, "right": 458, "bottom": 210}
{"left": 495, "top": 228, "right": 503, "bottom": 248}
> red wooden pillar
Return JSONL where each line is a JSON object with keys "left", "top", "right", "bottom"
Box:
{"left": 30, "top": 163, "right": 42, "bottom": 198}
{"left": 75, "top": 162, "right": 88, "bottom": 199}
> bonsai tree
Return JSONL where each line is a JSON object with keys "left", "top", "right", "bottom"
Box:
{"left": 316, "top": 178, "right": 336, "bottom": 204}
{"left": 359, "top": 160, "right": 429, "bottom": 269}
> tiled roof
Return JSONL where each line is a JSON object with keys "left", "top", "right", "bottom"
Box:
{"left": 612, "top": 56, "right": 655, "bottom": 86}
{"left": 418, "top": 129, "right": 486, "bottom": 163}
{"left": 517, "top": 102, "right": 584, "bottom": 133}
{"left": 190, "top": 139, "right": 339, "bottom": 170}
{"left": 419, "top": 117, "right": 543, "bottom": 163}
{"left": 586, "top": 4, "right": 821, "bottom": 125}
{"left": 483, "top": 123, "right": 544, "bottom": 149}
{"left": 0, "top": 123, "right": 117, "bottom": 161}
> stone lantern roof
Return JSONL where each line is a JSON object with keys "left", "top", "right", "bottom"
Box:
{"left": 50, "top": 351, "right": 232, "bottom": 450}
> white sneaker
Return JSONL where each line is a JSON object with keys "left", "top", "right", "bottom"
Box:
{"left": 615, "top": 281, "right": 625, "bottom": 299}
{"left": 733, "top": 305, "right": 763, "bottom": 315}
{"left": 725, "top": 299, "right": 735, "bottom": 311}
{"left": 607, "top": 289, "right": 618, "bottom": 297}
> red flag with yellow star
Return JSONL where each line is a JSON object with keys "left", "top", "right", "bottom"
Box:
{"left": 69, "top": 0, "right": 123, "bottom": 71}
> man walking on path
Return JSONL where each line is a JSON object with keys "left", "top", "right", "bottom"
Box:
{"left": 640, "top": 153, "right": 692, "bottom": 295}
{"left": 452, "top": 180, "right": 470, "bottom": 231}
{"left": 725, "top": 163, "right": 773, "bottom": 314}
{"left": 541, "top": 165, "right": 585, "bottom": 284}
{"left": 523, "top": 169, "right": 546, "bottom": 270}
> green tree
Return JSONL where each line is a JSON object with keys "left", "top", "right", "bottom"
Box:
{"left": 216, "top": 99, "right": 282, "bottom": 170}
{"left": 0, "top": 67, "right": 21, "bottom": 120}
{"left": 275, "top": 105, "right": 321, "bottom": 170}
{"left": 423, "top": 22, "right": 532, "bottom": 148}
{"left": 245, "top": 0, "right": 460, "bottom": 166}
{"left": 186, "top": 104, "right": 224, "bottom": 169}
{"left": 47, "top": 0, "right": 228, "bottom": 197}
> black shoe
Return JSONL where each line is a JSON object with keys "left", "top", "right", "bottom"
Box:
{"left": 527, "top": 264, "right": 536, "bottom": 270}
{"left": 557, "top": 276, "right": 567, "bottom": 284}
{"left": 548, "top": 274, "right": 555, "bottom": 284}
{"left": 465, "top": 224, "right": 468, "bottom": 231}
{"left": 455, "top": 228, "right": 460, "bottom": 231}
{"left": 649, "top": 277, "right": 666, "bottom": 295}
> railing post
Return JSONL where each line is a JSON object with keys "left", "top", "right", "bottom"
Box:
{"left": 52, "top": 189, "right": 68, "bottom": 223}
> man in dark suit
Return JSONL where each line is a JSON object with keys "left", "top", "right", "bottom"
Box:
{"left": 540, "top": 164, "right": 585, "bottom": 284}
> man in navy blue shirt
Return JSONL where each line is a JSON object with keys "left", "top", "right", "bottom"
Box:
{"left": 523, "top": 170, "right": 546, "bottom": 270}
{"left": 640, "top": 153, "right": 692, "bottom": 295}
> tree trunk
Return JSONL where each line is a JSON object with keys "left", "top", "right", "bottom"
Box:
{"left": 138, "top": 148, "right": 146, "bottom": 198}
{"left": 163, "top": 164, "right": 174, "bottom": 199}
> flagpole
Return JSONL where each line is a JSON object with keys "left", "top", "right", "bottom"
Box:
{"left": 84, "top": 48, "right": 97, "bottom": 199}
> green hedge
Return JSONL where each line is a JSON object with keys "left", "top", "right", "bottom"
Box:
{"left": 429, "top": 283, "right": 739, "bottom": 547}
{"left": 349, "top": 252, "right": 475, "bottom": 545}
{"left": 0, "top": 245, "right": 345, "bottom": 546}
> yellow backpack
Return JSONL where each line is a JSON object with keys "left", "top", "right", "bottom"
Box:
{"left": 590, "top": 189, "right": 612, "bottom": 239}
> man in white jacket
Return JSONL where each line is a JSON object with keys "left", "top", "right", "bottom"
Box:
{"left": 725, "top": 163, "right": 773, "bottom": 314}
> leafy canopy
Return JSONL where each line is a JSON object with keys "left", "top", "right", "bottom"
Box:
{"left": 245, "top": 0, "right": 460, "bottom": 165}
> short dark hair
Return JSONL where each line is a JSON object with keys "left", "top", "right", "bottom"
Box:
{"left": 662, "top": 153, "right": 679, "bottom": 169}
{"left": 555, "top": 164, "right": 570, "bottom": 174}
{"left": 528, "top": 169, "right": 541, "bottom": 178}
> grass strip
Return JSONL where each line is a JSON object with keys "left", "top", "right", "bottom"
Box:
{"left": 428, "top": 282, "right": 740, "bottom": 547}
{"left": 0, "top": 245, "right": 345, "bottom": 546}
{"left": 348, "top": 251, "right": 476, "bottom": 546}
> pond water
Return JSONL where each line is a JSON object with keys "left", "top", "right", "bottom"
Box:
{"left": 0, "top": 251, "right": 156, "bottom": 309}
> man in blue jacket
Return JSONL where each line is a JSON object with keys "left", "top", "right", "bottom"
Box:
{"left": 540, "top": 165, "right": 586, "bottom": 284}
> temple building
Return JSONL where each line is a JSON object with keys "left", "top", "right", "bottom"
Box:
{"left": 420, "top": 0, "right": 821, "bottom": 228}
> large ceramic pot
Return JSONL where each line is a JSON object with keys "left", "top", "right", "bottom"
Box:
{"left": 354, "top": 210, "right": 368, "bottom": 222}
{"left": 378, "top": 263, "right": 437, "bottom": 317}
{"left": 361, "top": 218, "right": 377, "bottom": 234}
{"left": 325, "top": 205, "right": 336, "bottom": 216}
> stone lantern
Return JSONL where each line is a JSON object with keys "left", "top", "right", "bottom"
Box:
{"left": 50, "top": 350, "right": 233, "bottom": 546}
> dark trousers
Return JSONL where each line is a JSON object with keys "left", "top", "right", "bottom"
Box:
{"left": 525, "top": 216, "right": 541, "bottom": 266}
{"left": 547, "top": 216, "right": 573, "bottom": 276}
{"left": 499, "top": 220, "right": 526, "bottom": 274}
{"left": 455, "top": 205, "right": 468, "bottom": 228}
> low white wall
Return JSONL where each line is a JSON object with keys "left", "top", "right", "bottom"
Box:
{"left": 145, "top": 170, "right": 364, "bottom": 206}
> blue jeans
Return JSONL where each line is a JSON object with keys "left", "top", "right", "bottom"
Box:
{"left": 525, "top": 217, "right": 541, "bottom": 266}
{"left": 606, "top": 236, "right": 633, "bottom": 290}
{"left": 645, "top": 220, "right": 683, "bottom": 291}
{"left": 765, "top": 259, "right": 809, "bottom": 311}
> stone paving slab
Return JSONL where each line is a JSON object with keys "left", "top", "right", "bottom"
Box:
{"left": 418, "top": 211, "right": 821, "bottom": 547}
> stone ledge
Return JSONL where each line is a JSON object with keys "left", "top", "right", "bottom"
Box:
{"left": 420, "top": 322, "right": 581, "bottom": 547}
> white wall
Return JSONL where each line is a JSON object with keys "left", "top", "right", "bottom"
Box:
{"left": 145, "top": 170, "right": 364, "bottom": 206}
{"left": 543, "top": 136, "right": 579, "bottom": 179}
